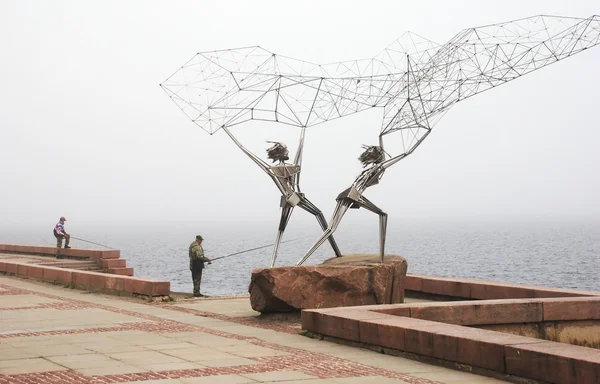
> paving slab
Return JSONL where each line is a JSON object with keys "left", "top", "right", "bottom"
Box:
{"left": 0, "top": 357, "right": 67, "bottom": 374}
{"left": 174, "top": 298, "right": 257, "bottom": 317}
{"left": 241, "top": 370, "right": 318, "bottom": 382}
{"left": 0, "top": 294, "right": 61, "bottom": 308}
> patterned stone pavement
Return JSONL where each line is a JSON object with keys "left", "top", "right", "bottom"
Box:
{"left": 0, "top": 275, "right": 508, "bottom": 383}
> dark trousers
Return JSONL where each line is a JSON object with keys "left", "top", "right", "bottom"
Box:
{"left": 191, "top": 267, "right": 203, "bottom": 295}
{"left": 55, "top": 233, "right": 70, "bottom": 248}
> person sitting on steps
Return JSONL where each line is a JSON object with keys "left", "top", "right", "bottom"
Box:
{"left": 53, "top": 216, "right": 71, "bottom": 249}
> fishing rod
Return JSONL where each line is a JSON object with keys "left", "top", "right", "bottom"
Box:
{"left": 211, "top": 236, "right": 307, "bottom": 262}
{"left": 70, "top": 236, "right": 115, "bottom": 249}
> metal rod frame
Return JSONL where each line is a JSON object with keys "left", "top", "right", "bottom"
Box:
{"left": 161, "top": 15, "right": 600, "bottom": 266}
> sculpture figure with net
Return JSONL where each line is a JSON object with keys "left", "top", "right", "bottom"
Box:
{"left": 221, "top": 124, "right": 343, "bottom": 267}
{"left": 297, "top": 14, "right": 600, "bottom": 265}
{"left": 161, "top": 15, "right": 599, "bottom": 267}
{"left": 160, "top": 36, "right": 437, "bottom": 266}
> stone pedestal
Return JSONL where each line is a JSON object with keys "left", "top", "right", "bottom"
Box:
{"left": 249, "top": 254, "right": 407, "bottom": 313}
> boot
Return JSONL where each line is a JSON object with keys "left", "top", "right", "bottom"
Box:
{"left": 64, "top": 245, "right": 71, "bottom": 249}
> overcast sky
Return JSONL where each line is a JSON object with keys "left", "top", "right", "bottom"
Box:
{"left": 1, "top": 0, "right": 599, "bottom": 230}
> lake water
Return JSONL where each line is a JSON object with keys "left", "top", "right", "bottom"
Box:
{"left": 2, "top": 218, "right": 599, "bottom": 296}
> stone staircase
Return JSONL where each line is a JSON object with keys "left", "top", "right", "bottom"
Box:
{"left": 1, "top": 244, "right": 170, "bottom": 298}
{"left": 0, "top": 246, "right": 133, "bottom": 276}
{"left": 37, "top": 260, "right": 102, "bottom": 272}
{"left": 55, "top": 248, "right": 134, "bottom": 276}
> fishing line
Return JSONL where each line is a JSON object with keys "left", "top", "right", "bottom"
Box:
{"left": 70, "top": 236, "right": 115, "bottom": 249}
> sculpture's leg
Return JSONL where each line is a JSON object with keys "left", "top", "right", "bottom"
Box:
{"left": 270, "top": 203, "right": 294, "bottom": 267}
{"left": 357, "top": 195, "right": 388, "bottom": 263}
{"left": 296, "top": 200, "right": 350, "bottom": 266}
{"left": 297, "top": 196, "right": 343, "bottom": 257}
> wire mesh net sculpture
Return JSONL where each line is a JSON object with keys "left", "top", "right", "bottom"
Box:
{"left": 161, "top": 14, "right": 600, "bottom": 266}
{"left": 160, "top": 32, "right": 439, "bottom": 134}
{"left": 296, "top": 15, "right": 600, "bottom": 265}
{"left": 160, "top": 33, "right": 439, "bottom": 267}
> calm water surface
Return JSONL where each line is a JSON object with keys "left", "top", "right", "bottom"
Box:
{"left": 2, "top": 219, "right": 598, "bottom": 296}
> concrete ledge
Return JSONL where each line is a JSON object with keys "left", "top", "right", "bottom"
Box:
{"left": 390, "top": 299, "right": 544, "bottom": 325}
{"left": 406, "top": 274, "right": 600, "bottom": 300}
{"left": 506, "top": 341, "right": 600, "bottom": 383}
{"left": 0, "top": 243, "right": 138, "bottom": 277}
{"left": 303, "top": 292, "right": 600, "bottom": 384}
{"left": 0, "top": 243, "right": 116, "bottom": 259}
{"left": 0, "top": 259, "right": 169, "bottom": 297}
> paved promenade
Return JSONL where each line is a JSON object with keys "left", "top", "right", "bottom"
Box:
{"left": 0, "top": 275, "right": 507, "bottom": 384}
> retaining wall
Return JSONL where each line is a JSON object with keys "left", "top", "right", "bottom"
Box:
{"left": 0, "top": 244, "right": 169, "bottom": 297}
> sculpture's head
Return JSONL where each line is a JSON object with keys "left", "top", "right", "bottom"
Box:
{"left": 358, "top": 145, "right": 385, "bottom": 167}
{"left": 266, "top": 141, "right": 289, "bottom": 163}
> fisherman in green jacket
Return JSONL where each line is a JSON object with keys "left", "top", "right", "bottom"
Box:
{"left": 189, "top": 235, "right": 211, "bottom": 297}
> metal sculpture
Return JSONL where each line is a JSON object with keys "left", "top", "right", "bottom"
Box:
{"left": 297, "top": 14, "right": 600, "bottom": 265}
{"left": 220, "top": 124, "right": 342, "bottom": 267}
{"left": 161, "top": 15, "right": 599, "bottom": 267}
{"left": 160, "top": 34, "right": 438, "bottom": 266}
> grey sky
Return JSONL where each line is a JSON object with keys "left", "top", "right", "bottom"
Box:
{"left": 1, "top": 0, "right": 599, "bottom": 230}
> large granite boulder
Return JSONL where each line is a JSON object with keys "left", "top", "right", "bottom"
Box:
{"left": 249, "top": 254, "right": 407, "bottom": 313}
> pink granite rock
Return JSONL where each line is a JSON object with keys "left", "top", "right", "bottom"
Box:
{"left": 249, "top": 254, "right": 407, "bottom": 313}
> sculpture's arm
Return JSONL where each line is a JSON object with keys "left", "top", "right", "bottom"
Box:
{"left": 221, "top": 126, "right": 270, "bottom": 170}
{"left": 221, "top": 126, "right": 288, "bottom": 194}
{"left": 378, "top": 128, "right": 432, "bottom": 170}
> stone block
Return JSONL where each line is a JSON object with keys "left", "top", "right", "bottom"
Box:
{"left": 404, "top": 274, "right": 423, "bottom": 292}
{"left": 27, "top": 265, "right": 44, "bottom": 279}
{"left": 469, "top": 281, "right": 534, "bottom": 299}
{"left": 435, "top": 326, "right": 542, "bottom": 372}
{"left": 359, "top": 316, "right": 411, "bottom": 350}
{"left": 314, "top": 310, "right": 363, "bottom": 341}
{"left": 420, "top": 276, "right": 470, "bottom": 298}
{"left": 543, "top": 297, "right": 600, "bottom": 321}
{"left": 0, "top": 261, "right": 6, "bottom": 272}
{"left": 102, "top": 259, "right": 126, "bottom": 268}
{"left": 301, "top": 307, "right": 351, "bottom": 331}
{"left": 123, "top": 278, "right": 151, "bottom": 296}
{"left": 403, "top": 319, "right": 456, "bottom": 356}
{"left": 6, "top": 263, "right": 18, "bottom": 274}
{"left": 89, "top": 273, "right": 107, "bottom": 290}
{"left": 431, "top": 327, "right": 506, "bottom": 371}
{"left": 108, "top": 267, "right": 134, "bottom": 276}
{"left": 17, "top": 264, "right": 28, "bottom": 276}
{"left": 104, "top": 275, "right": 124, "bottom": 292}
{"left": 100, "top": 250, "right": 121, "bottom": 259}
{"left": 505, "top": 341, "right": 600, "bottom": 384}
{"left": 72, "top": 271, "right": 92, "bottom": 288}
{"left": 151, "top": 281, "right": 170, "bottom": 296}
{"left": 42, "top": 267, "right": 60, "bottom": 282}
{"left": 249, "top": 254, "right": 407, "bottom": 313}
{"left": 57, "top": 269, "right": 73, "bottom": 284}
{"left": 409, "top": 300, "right": 543, "bottom": 325}
{"left": 301, "top": 309, "right": 320, "bottom": 331}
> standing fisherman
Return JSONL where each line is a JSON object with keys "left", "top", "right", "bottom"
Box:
{"left": 53, "top": 216, "right": 71, "bottom": 249}
{"left": 189, "top": 235, "right": 211, "bottom": 297}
